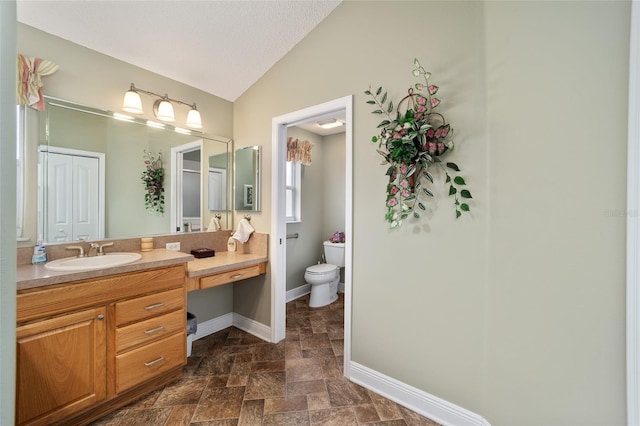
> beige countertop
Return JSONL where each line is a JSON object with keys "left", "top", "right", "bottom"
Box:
{"left": 16, "top": 249, "right": 194, "bottom": 292}
{"left": 187, "top": 251, "right": 268, "bottom": 278}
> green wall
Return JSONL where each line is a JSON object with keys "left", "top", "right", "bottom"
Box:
{"left": 233, "top": 1, "right": 630, "bottom": 424}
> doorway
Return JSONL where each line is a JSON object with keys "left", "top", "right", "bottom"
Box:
{"left": 170, "top": 140, "right": 202, "bottom": 232}
{"left": 271, "top": 96, "right": 353, "bottom": 375}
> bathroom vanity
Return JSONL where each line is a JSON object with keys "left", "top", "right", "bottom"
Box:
{"left": 14, "top": 232, "right": 269, "bottom": 425}
{"left": 15, "top": 250, "right": 192, "bottom": 426}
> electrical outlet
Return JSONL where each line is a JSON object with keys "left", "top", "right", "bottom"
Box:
{"left": 166, "top": 242, "right": 180, "bottom": 251}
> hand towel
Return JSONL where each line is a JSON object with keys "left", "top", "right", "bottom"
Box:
{"left": 232, "top": 218, "right": 255, "bottom": 243}
{"left": 207, "top": 216, "right": 221, "bottom": 232}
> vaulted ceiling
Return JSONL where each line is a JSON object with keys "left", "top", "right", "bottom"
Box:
{"left": 17, "top": 1, "right": 341, "bottom": 102}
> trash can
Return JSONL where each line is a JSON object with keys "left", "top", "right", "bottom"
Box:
{"left": 186, "top": 312, "right": 197, "bottom": 357}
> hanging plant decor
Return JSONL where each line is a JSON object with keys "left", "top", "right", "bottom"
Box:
{"left": 141, "top": 150, "right": 165, "bottom": 214}
{"left": 365, "top": 58, "right": 473, "bottom": 229}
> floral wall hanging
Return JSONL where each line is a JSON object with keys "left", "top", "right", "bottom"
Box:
{"left": 17, "top": 54, "right": 59, "bottom": 111}
{"left": 141, "top": 150, "right": 165, "bottom": 214}
{"left": 365, "top": 58, "right": 473, "bottom": 229}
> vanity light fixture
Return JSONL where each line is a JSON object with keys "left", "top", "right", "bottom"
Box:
{"left": 122, "top": 83, "right": 203, "bottom": 129}
{"left": 317, "top": 118, "right": 344, "bottom": 129}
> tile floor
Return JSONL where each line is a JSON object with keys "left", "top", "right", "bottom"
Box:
{"left": 92, "top": 294, "right": 440, "bottom": 425}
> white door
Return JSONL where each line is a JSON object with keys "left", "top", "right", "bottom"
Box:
{"left": 208, "top": 168, "right": 227, "bottom": 211}
{"left": 45, "top": 152, "right": 100, "bottom": 242}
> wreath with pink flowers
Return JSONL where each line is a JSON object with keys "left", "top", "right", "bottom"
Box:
{"left": 365, "top": 58, "right": 472, "bottom": 229}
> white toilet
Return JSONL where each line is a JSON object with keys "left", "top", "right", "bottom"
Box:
{"left": 305, "top": 241, "right": 345, "bottom": 308}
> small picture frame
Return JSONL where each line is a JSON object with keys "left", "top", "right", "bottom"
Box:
{"left": 243, "top": 184, "right": 253, "bottom": 208}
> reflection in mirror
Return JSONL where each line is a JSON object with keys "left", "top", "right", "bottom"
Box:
{"left": 208, "top": 152, "right": 229, "bottom": 211}
{"left": 235, "top": 146, "right": 261, "bottom": 212}
{"left": 27, "top": 96, "right": 232, "bottom": 244}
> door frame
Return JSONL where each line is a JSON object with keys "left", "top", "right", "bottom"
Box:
{"left": 627, "top": 2, "right": 640, "bottom": 424}
{"left": 271, "top": 95, "right": 353, "bottom": 375}
{"left": 37, "top": 145, "right": 105, "bottom": 242}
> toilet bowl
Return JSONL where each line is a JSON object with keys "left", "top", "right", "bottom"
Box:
{"left": 305, "top": 241, "right": 345, "bottom": 308}
{"left": 305, "top": 263, "right": 340, "bottom": 308}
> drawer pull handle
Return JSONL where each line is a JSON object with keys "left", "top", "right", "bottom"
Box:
{"left": 97, "top": 314, "right": 104, "bottom": 320}
{"left": 144, "top": 326, "right": 165, "bottom": 335}
{"left": 145, "top": 303, "right": 165, "bottom": 311}
{"left": 144, "top": 356, "right": 165, "bottom": 367}
{"left": 231, "top": 274, "right": 243, "bottom": 279}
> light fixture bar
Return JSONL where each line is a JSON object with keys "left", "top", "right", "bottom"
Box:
{"left": 123, "top": 83, "right": 203, "bottom": 129}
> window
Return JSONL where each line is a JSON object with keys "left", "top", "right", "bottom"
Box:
{"left": 285, "top": 160, "right": 301, "bottom": 222}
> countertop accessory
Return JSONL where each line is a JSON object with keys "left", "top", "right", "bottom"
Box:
{"left": 191, "top": 248, "right": 215, "bottom": 258}
{"left": 141, "top": 237, "right": 154, "bottom": 252}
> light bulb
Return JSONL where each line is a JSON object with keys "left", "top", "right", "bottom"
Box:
{"left": 154, "top": 98, "right": 175, "bottom": 122}
{"left": 186, "top": 106, "right": 202, "bottom": 129}
{"left": 122, "top": 89, "right": 143, "bottom": 114}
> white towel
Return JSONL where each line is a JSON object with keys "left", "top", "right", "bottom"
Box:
{"left": 232, "top": 219, "right": 255, "bottom": 243}
{"left": 207, "top": 217, "right": 221, "bottom": 232}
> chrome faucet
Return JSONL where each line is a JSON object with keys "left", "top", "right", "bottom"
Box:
{"left": 98, "top": 242, "right": 114, "bottom": 255}
{"left": 88, "top": 243, "right": 99, "bottom": 257}
{"left": 66, "top": 245, "right": 85, "bottom": 258}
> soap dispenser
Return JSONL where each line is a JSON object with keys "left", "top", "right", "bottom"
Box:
{"left": 227, "top": 236, "right": 237, "bottom": 252}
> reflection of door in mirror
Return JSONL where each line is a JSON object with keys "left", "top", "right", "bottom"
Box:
{"left": 171, "top": 142, "right": 202, "bottom": 232}
{"left": 38, "top": 146, "right": 105, "bottom": 243}
{"left": 208, "top": 152, "right": 228, "bottom": 212}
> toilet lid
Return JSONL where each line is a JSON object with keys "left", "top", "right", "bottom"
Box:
{"left": 306, "top": 264, "right": 338, "bottom": 274}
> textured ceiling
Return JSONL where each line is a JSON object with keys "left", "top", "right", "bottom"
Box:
{"left": 17, "top": 0, "right": 341, "bottom": 102}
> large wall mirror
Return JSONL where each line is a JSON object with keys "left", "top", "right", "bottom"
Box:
{"left": 26, "top": 96, "right": 232, "bottom": 244}
{"left": 234, "top": 146, "right": 261, "bottom": 212}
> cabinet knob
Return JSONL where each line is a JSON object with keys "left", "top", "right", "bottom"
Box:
{"left": 97, "top": 314, "right": 104, "bottom": 320}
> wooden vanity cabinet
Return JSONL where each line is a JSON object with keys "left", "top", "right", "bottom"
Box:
{"left": 16, "top": 307, "right": 107, "bottom": 426}
{"left": 16, "top": 265, "right": 187, "bottom": 426}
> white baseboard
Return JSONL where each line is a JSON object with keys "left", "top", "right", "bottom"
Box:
{"left": 193, "top": 312, "right": 233, "bottom": 340}
{"left": 286, "top": 284, "right": 311, "bottom": 302}
{"left": 192, "top": 312, "right": 272, "bottom": 343}
{"left": 349, "top": 362, "right": 490, "bottom": 426}
{"left": 232, "top": 312, "right": 272, "bottom": 341}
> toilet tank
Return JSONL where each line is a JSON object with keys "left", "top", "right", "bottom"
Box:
{"left": 323, "top": 241, "right": 345, "bottom": 267}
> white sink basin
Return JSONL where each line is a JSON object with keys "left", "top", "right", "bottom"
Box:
{"left": 44, "top": 252, "right": 142, "bottom": 272}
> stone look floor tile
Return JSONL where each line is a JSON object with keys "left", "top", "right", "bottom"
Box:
{"left": 263, "top": 395, "right": 308, "bottom": 414}
{"left": 262, "top": 410, "right": 310, "bottom": 425}
{"left": 354, "top": 403, "right": 382, "bottom": 423}
{"left": 154, "top": 377, "right": 209, "bottom": 407}
{"left": 91, "top": 294, "right": 438, "bottom": 425}
{"left": 237, "top": 399, "right": 264, "bottom": 425}
{"left": 244, "top": 371, "right": 286, "bottom": 400}
{"left": 309, "top": 407, "right": 359, "bottom": 425}
{"left": 118, "top": 407, "right": 173, "bottom": 425}
{"left": 326, "top": 377, "right": 372, "bottom": 407}
{"left": 164, "top": 405, "right": 197, "bottom": 426}
{"left": 286, "top": 357, "right": 324, "bottom": 383}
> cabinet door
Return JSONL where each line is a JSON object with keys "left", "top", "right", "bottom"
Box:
{"left": 16, "top": 307, "right": 106, "bottom": 426}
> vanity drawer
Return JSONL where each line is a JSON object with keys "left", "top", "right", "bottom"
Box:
{"left": 115, "top": 331, "right": 185, "bottom": 394}
{"left": 200, "top": 264, "right": 265, "bottom": 289}
{"left": 115, "top": 287, "right": 184, "bottom": 326}
{"left": 116, "top": 309, "right": 185, "bottom": 352}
